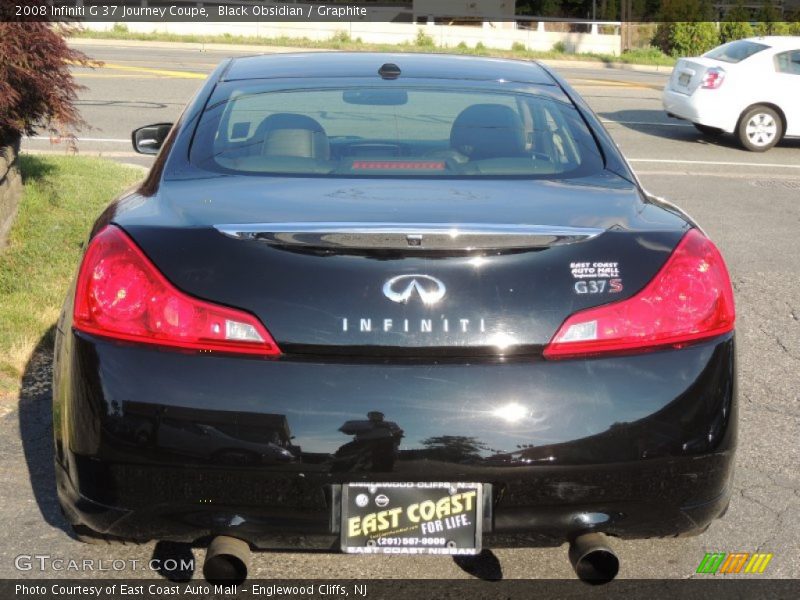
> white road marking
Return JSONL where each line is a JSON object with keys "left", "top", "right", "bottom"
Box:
{"left": 601, "top": 119, "right": 692, "bottom": 127}
{"left": 635, "top": 170, "right": 800, "bottom": 180}
{"left": 629, "top": 158, "right": 800, "bottom": 169}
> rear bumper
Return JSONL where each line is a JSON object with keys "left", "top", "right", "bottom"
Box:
{"left": 662, "top": 88, "right": 738, "bottom": 133}
{"left": 54, "top": 330, "right": 737, "bottom": 547}
{"left": 57, "top": 452, "right": 732, "bottom": 548}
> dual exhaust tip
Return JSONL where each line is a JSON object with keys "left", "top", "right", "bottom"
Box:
{"left": 201, "top": 532, "right": 619, "bottom": 585}
{"left": 203, "top": 536, "right": 250, "bottom": 585}
{"left": 569, "top": 532, "right": 620, "bottom": 584}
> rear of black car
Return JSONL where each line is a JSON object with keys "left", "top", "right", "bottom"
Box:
{"left": 53, "top": 54, "right": 736, "bottom": 567}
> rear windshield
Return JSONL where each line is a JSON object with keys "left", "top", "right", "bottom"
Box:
{"left": 191, "top": 84, "right": 604, "bottom": 178}
{"left": 705, "top": 40, "right": 768, "bottom": 63}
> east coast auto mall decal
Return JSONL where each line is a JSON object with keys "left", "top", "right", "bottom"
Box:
{"left": 570, "top": 261, "right": 624, "bottom": 295}
{"left": 342, "top": 483, "right": 482, "bottom": 555}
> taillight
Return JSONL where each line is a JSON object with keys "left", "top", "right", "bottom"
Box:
{"left": 73, "top": 225, "right": 281, "bottom": 356}
{"left": 701, "top": 68, "right": 725, "bottom": 89}
{"left": 544, "top": 229, "right": 734, "bottom": 360}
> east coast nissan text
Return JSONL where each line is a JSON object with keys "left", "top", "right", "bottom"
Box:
{"left": 53, "top": 53, "right": 736, "bottom": 583}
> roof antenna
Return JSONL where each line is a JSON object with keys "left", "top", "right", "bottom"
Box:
{"left": 378, "top": 63, "right": 401, "bottom": 80}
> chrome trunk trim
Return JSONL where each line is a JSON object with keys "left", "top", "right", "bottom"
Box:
{"left": 213, "top": 222, "right": 604, "bottom": 250}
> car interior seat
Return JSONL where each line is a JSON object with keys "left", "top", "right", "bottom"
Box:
{"left": 255, "top": 113, "right": 330, "bottom": 160}
{"left": 449, "top": 104, "right": 527, "bottom": 160}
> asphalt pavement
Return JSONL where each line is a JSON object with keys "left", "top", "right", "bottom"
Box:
{"left": 2, "top": 40, "right": 799, "bottom": 583}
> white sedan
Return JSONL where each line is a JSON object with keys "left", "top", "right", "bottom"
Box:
{"left": 663, "top": 36, "right": 800, "bottom": 151}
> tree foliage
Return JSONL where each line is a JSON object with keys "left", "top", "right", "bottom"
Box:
{"left": 719, "top": 21, "right": 754, "bottom": 43}
{"left": 653, "top": 1, "right": 719, "bottom": 57}
{"left": 720, "top": 1, "right": 754, "bottom": 43}
{"left": 0, "top": 20, "right": 96, "bottom": 144}
{"left": 756, "top": 0, "right": 781, "bottom": 30}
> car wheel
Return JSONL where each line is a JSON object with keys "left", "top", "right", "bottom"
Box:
{"left": 693, "top": 123, "right": 723, "bottom": 136}
{"left": 737, "top": 106, "right": 783, "bottom": 152}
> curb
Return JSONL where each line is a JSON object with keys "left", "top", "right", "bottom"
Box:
{"left": 69, "top": 37, "right": 674, "bottom": 73}
{"left": 538, "top": 58, "right": 672, "bottom": 73}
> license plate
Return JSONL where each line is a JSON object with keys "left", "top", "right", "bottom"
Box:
{"left": 341, "top": 482, "right": 482, "bottom": 555}
{"left": 678, "top": 72, "right": 691, "bottom": 86}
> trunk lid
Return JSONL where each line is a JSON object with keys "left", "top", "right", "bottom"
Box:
{"left": 114, "top": 173, "right": 688, "bottom": 355}
{"left": 668, "top": 57, "right": 722, "bottom": 95}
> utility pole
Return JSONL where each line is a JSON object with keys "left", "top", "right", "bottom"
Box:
{"left": 620, "top": 0, "right": 633, "bottom": 53}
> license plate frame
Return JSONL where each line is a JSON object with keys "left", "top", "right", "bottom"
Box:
{"left": 340, "top": 482, "right": 483, "bottom": 555}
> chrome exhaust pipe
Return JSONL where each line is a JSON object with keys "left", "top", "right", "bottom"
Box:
{"left": 203, "top": 536, "right": 250, "bottom": 585}
{"left": 568, "top": 533, "right": 619, "bottom": 584}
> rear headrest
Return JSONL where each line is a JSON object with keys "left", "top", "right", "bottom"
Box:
{"left": 450, "top": 104, "right": 526, "bottom": 160}
{"left": 256, "top": 113, "right": 330, "bottom": 160}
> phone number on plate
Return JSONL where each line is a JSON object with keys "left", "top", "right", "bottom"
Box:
{"left": 376, "top": 537, "right": 447, "bottom": 546}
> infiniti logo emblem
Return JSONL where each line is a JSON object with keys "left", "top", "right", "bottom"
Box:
{"left": 382, "top": 274, "right": 446, "bottom": 305}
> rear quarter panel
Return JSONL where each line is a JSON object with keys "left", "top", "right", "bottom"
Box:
{"left": 720, "top": 51, "right": 791, "bottom": 133}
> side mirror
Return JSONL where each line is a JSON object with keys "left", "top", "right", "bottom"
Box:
{"left": 132, "top": 123, "right": 173, "bottom": 155}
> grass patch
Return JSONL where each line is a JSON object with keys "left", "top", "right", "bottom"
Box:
{"left": 71, "top": 29, "right": 676, "bottom": 67}
{"left": 0, "top": 155, "right": 142, "bottom": 394}
{"left": 614, "top": 46, "right": 676, "bottom": 67}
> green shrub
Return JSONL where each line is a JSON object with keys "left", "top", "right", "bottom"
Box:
{"left": 654, "top": 22, "right": 719, "bottom": 57}
{"left": 415, "top": 29, "right": 435, "bottom": 47}
{"left": 511, "top": 41, "right": 527, "bottom": 52}
{"left": 754, "top": 21, "right": 791, "bottom": 36}
{"left": 552, "top": 41, "right": 567, "bottom": 54}
{"left": 330, "top": 30, "right": 351, "bottom": 45}
{"left": 111, "top": 23, "right": 128, "bottom": 34}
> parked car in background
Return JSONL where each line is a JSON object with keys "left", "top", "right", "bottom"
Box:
{"left": 663, "top": 36, "right": 800, "bottom": 151}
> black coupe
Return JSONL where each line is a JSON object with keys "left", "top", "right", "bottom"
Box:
{"left": 53, "top": 53, "right": 736, "bottom": 583}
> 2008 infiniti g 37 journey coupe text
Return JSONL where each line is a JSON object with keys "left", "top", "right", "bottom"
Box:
{"left": 53, "top": 53, "right": 736, "bottom": 583}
